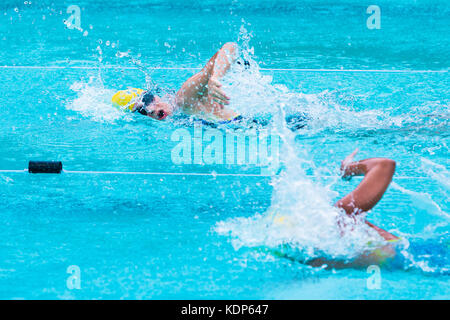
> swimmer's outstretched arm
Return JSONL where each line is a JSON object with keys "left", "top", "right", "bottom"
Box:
{"left": 176, "top": 42, "right": 237, "bottom": 108}
{"left": 334, "top": 149, "right": 398, "bottom": 241}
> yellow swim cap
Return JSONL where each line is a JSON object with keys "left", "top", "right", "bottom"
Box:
{"left": 111, "top": 88, "right": 145, "bottom": 111}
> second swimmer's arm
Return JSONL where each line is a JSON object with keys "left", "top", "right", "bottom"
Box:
{"left": 336, "top": 149, "right": 396, "bottom": 215}
{"left": 335, "top": 149, "right": 398, "bottom": 241}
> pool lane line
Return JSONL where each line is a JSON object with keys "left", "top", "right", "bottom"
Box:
{"left": 0, "top": 65, "right": 447, "bottom": 73}
{"left": 64, "top": 170, "right": 267, "bottom": 177}
{"left": 0, "top": 169, "right": 267, "bottom": 177}
{"left": 0, "top": 169, "right": 434, "bottom": 179}
{"left": 62, "top": 171, "right": 435, "bottom": 180}
{"left": 263, "top": 68, "right": 448, "bottom": 73}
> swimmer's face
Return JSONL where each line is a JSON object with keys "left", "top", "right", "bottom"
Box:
{"left": 134, "top": 96, "right": 173, "bottom": 120}
{"left": 145, "top": 96, "right": 173, "bottom": 120}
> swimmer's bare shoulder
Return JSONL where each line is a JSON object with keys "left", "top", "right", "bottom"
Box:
{"left": 176, "top": 42, "right": 239, "bottom": 120}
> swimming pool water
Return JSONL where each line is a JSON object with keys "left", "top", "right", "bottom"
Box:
{"left": 0, "top": 0, "right": 448, "bottom": 299}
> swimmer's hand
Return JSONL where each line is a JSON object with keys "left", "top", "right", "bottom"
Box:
{"left": 207, "top": 76, "right": 230, "bottom": 107}
{"left": 341, "top": 148, "right": 359, "bottom": 181}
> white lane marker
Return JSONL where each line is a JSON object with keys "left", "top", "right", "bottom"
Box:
{"left": 64, "top": 170, "right": 266, "bottom": 177}
{"left": 0, "top": 169, "right": 433, "bottom": 179}
{"left": 0, "top": 65, "right": 447, "bottom": 73}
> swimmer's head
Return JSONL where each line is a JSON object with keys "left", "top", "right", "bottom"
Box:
{"left": 132, "top": 90, "right": 174, "bottom": 120}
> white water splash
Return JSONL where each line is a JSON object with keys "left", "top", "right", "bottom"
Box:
{"left": 216, "top": 112, "right": 383, "bottom": 261}
{"left": 67, "top": 78, "right": 129, "bottom": 123}
{"left": 222, "top": 52, "right": 399, "bottom": 134}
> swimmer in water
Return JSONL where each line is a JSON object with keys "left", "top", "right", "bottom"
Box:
{"left": 308, "top": 148, "right": 400, "bottom": 268}
{"left": 112, "top": 42, "right": 241, "bottom": 121}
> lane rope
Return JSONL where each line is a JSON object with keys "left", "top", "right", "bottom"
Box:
{"left": 0, "top": 65, "right": 447, "bottom": 73}
{"left": 0, "top": 169, "right": 433, "bottom": 179}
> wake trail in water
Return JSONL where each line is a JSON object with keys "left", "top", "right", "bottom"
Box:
{"left": 67, "top": 78, "right": 125, "bottom": 122}
{"left": 215, "top": 102, "right": 384, "bottom": 264}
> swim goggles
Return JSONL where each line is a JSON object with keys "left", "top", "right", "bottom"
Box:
{"left": 135, "top": 91, "right": 156, "bottom": 116}
{"left": 135, "top": 90, "right": 168, "bottom": 120}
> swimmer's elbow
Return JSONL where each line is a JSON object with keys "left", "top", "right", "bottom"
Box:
{"left": 383, "top": 159, "right": 396, "bottom": 170}
{"left": 221, "top": 42, "right": 238, "bottom": 56}
{"left": 222, "top": 42, "right": 237, "bottom": 49}
{"left": 380, "top": 159, "right": 396, "bottom": 176}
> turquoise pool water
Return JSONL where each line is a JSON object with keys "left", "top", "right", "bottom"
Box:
{"left": 0, "top": 0, "right": 448, "bottom": 299}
